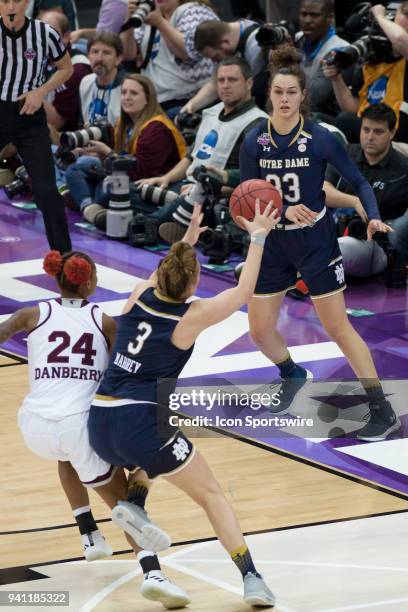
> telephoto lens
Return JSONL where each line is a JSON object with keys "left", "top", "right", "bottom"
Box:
{"left": 139, "top": 184, "right": 179, "bottom": 206}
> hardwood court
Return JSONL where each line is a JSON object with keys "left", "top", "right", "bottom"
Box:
{"left": 1, "top": 361, "right": 408, "bottom": 610}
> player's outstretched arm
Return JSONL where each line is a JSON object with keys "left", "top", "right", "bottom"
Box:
{"left": 0, "top": 307, "right": 39, "bottom": 344}
{"left": 173, "top": 202, "right": 281, "bottom": 348}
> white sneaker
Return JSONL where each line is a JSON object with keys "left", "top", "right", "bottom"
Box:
{"left": 243, "top": 572, "right": 275, "bottom": 607}
{"left": 81, "top": 530, "right": 113, "bottom": 562}
{"left": 111, "top": 501, "right": 171, "bottom": 552}
{"left": 140, "top": 571, "right": 190, "bottom": 609}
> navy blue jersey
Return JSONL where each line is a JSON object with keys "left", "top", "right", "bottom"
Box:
{"left": 98, "top": 288, "right": 193, "bottom": 403}
{"left": 240, "top": 117, "right": 380, "bottom": 221}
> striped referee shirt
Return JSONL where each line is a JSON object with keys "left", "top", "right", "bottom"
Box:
{"left": 0, "top": 17, "right": 66, "bottom": 102}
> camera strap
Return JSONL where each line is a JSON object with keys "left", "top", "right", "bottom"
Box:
{"left": 139, "top": 26, "right": 157, "bottom": 70}
{"left": 236, "top": 23, "right": 260, "bottom": 56}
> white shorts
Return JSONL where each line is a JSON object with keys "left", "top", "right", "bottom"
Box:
{"left": 17, "top": 408, "right": 116, "bottom": 488}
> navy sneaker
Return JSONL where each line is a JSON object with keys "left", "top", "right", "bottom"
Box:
{"left": 356, "top": 401, "right": 401, "bottom": 441}
{"left": 267, "top": 366, "right": 309, "bottom": 415}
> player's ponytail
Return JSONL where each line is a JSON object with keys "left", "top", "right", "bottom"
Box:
{"left": 157, "top": 242, "right": 198, "bottom": 301}
{"left": 268, "top": 47, "right": 309, "bottom": 116}
{"left": 43, "top": 250, "right": 95, "bottom": 293}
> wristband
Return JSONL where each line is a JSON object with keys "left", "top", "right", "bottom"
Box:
{"left": 250, "top": 232, "right": 266, "bottom": 246}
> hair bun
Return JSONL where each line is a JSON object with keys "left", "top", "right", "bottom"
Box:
{"left": 43, "top": 251, "right": 63, "bottom": 277}
{"left": 63, "top": 256, "right": 92, "bottom": 286}
{"left": 269, "top": 47, "right": 302, "bottom": 70}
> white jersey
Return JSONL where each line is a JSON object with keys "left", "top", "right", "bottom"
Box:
{"left": 22, "top": 299, "right": 109, "bottom": 420}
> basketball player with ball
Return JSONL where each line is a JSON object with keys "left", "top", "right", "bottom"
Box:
{"left": 234, "top": 47, "right": 399, "bottom": 441}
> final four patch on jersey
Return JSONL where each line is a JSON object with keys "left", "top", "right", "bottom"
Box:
{"left": 257, "top": 132, "right": 270, "bottom": 146}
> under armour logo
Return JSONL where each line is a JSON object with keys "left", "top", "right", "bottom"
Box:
{"left": 172, "top": 437, "right": 189, "bottom": 462}
{"left": 263, "top": 145, "right": 271, "bottom": 152}
{"left": 334, "top": 264, "right": 345, "bottom": 285}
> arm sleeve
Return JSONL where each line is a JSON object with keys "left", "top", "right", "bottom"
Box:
{"left": 321, "top": 130, "right": 380, "bottom": 220}
{"left": 239, "top": 132, "right": 261, "bottom": 183}
{"left": 46, "top": 24, "right": 67, "bottom": 62}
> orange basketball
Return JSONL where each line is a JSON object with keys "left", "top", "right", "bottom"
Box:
{"left": 229, "top": 180, "right": 282, "bottom": 230}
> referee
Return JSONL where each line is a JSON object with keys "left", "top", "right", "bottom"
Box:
{"left": 0, "top": 0, "right": 73, "bottom": 253}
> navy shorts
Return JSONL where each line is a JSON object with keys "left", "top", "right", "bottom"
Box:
{"left": 254, "top": 209, "right": 346, "bottom": 298}
{"left": 88, "top": 401, "right": 195, "bottom": 479}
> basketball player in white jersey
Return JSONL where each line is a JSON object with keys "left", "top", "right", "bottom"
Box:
{"left": 0, "top": 250, "right": 190, "bottom": 609}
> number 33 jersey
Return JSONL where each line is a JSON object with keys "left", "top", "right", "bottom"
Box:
{"left": 23, "top": 300, "right": 109, "bottom": 420}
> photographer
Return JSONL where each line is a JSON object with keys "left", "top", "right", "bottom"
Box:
{"left": 137, "top": 57, "right": 268, "bottom": 227}
{"left": 322, "top": 1, "right": 408, "bottom": 143}
{"left": 296, "top": 0, "right": 350, "bottom": 116}
{"left": 80, "top": 32, "right": 126, "bottom": 126}
{"left": 65, "top": 74, "right": 186, "bottom": 225}
{"left": 0, "top": 0, "right": 73, "bottom": 254}
{"left": 184, "top": 18, "right": 267, "bottom": 113}
{"left": 120, "top": 0, "right": 218, "bottom": 117}
{"left": 324, "top": 104, "right": 408, "bottom": 277}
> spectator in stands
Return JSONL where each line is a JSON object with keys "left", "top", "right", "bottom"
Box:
{"left": 70, "top": 0, "right": 129, "bottom": 44}
{"left": 80, "top": 32, "right": 126, "bottom": 126}
{"left": 65, "top": 74, "right": 186, "bottom": 226}
{"left": 120, "top": 0, "right": 218, "bottom": 117}
{"left": 296, "top": 0, "right": 350, "bottom": 116}
{"left": 28, "top": 0, "right": 78, "bottom": 30}
{"left": 185, "top": 18, "right": 267, "bottom": 112}
{"left": 137, "top": 57, "right": 268, "bottom": 229}
{"left": 322, "top": 2, "right": 408, "bottom": 143}
{"left": 324, "top": 104, "right": 408, "bottom": 277}
{"left": 41, "top": 11, "right": 91, "bottom": 131}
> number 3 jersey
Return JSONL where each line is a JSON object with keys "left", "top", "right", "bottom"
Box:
{"left": 23, "top": 299, "right": 109, "bottom": 420}
{"left": 97, "top": 288, "right": 193, "bottom": 404}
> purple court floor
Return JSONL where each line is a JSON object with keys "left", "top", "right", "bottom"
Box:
{"left": 1, "top": 193, "right": 407, "bottom": 500}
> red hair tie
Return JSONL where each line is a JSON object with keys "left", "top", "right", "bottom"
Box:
{"left": 64, "top": 256, "right": 92, "bottom": 285}
{"left": 43, "top": 251, "right": 63, "bottom": 276}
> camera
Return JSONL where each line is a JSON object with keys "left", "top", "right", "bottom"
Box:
{"left": 60, "top": 119, "right": 113, "bottom": 151}
{"left": 129, "top": 0, "right": 155, "bottom": 28}
{"left": 138, "top": 184, "right": 179, "bottom": 206}
{"left": 255, "top": 21, "right": 290, "bottom": 49}
{"left": 172, "top": 165, "right": 223, "bottom": 227}
{"left": 4, "top": 166, "right": 32, "bottom": 199}
{"left": 128, "top": 213, "right": 159, "bottom": 247}
{"left": 325, "top": 1, "right": 401, "bottom": 69}
{"left": 98, "top": 155, "right": 135, "bottom": 238}
{"left": 176, "top": 111, "right": 202, "bottom": 146}
{"left": 198, "top": 203, "right": 233, "bottom": 264}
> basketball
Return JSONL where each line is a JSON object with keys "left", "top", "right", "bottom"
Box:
{"left": 229, "top": 180, "right": 282, "bottom": 230}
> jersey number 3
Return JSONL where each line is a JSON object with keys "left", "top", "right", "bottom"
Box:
{"left": 128, "top": 322, "right": 152, "bottom": 356}
{"left": 265, "top": 173, "right": 300, "bottom": 203}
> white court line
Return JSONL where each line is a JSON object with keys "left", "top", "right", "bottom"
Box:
{"left": 317, "top": 596, "right": 408, "bottom": 611}
{"left": 160, "top": 558, "right": 300, "bottom": 612}
{"left": 78, "top": 566, "right": 142, "bottom": 612}
{"left": 166, "top": 559, "right": 408, "bottom": 573}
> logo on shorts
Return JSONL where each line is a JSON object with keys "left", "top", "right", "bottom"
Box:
{"left": 334, "top": 263, "right": 345, "bottom": 285}
{"left": 24, "top": 49, "right": 37, "bottom": 61}
{"left": 172, "top": 437, "right": 190, "bottom": 462}
{"left": 257, "top": 132, "right": 270, "bottom": 146}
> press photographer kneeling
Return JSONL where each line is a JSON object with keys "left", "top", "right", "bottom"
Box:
{"left": 63, "top": 74, "right": 186, "bottom": 228}
{"left": 324, "top": 104, "right": 408, "bottom": 285}
{"left": 136, "top": 57, "right": 268, "bottom": 240}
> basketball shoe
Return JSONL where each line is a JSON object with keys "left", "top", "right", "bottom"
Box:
{"left": 111, "top": 501, "right": 171, "bottom": 552}
{"left": 81, "top": 530, "right": 113, "bottom": 561}
{"left": 140, "top": 571, "right": 191, "bottom": 609}
{"left": 243, "top": 572, "right": 276, "bottom": 607}
{"left": 267, "top": 366, "right": 311, "bottom": 415}
{"left": 356, "top": 401, "right": 401, "bottom": 441}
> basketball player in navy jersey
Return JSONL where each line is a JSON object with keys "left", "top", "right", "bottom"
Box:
{"left": 239, "top": 47, "right": 399, "bottom": 441}
{"left": 88, "top": 203, "right": 281, "bottom": 607}
{"left": 0, "top": 251, "right": 189, "bottom": 608}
